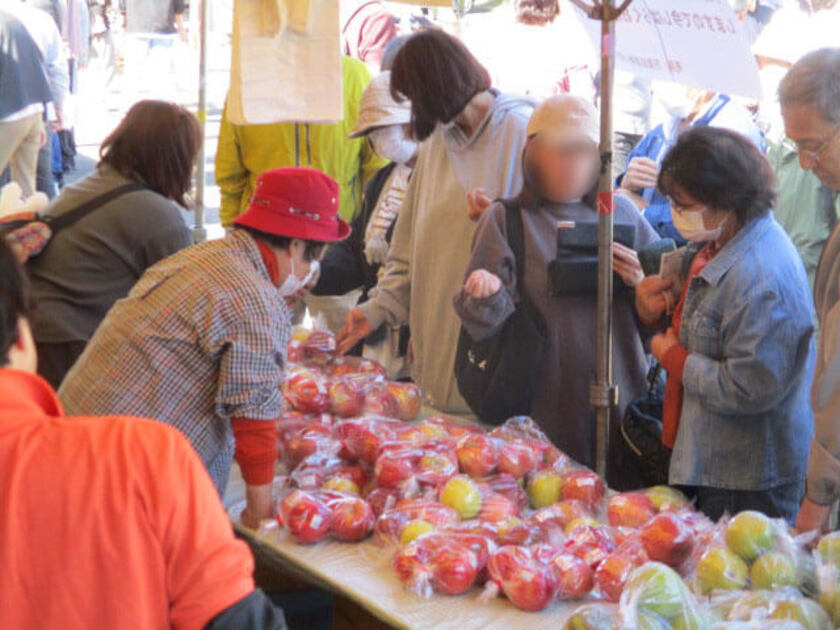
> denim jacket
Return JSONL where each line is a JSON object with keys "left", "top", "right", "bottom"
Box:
{"left": 670, "top": 214, "right": 816, "bottom": 491}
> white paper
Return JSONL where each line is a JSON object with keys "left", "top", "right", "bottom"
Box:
{"left": 574, "top": 0, "right": 761, "bottom": 100}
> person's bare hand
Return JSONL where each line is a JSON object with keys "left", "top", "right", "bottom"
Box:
{"left": 612, "top": 242, "right": 644, "bottom": 287}
{"left": 337, "top": 308, "right": 374, "bottom": 355}
{"left": 466, "top": 188, "right": 493, "bottom": 221}
{"left": 651, "top": 327, "right": 679, "bottom": 363}
{"left": 796, "top": 497, "right": 832, "bottom": 537}
{"left": 635, "top": 275, "right": 674, "bottom": 326}
{"left": 620, "top": 157, "right": 660, "bottom": 192}
{"left": 241, "top": 483, "right": 273, "bottom": 530}
{"left": 464, "top": 269, "right": 502, "bottom": 299}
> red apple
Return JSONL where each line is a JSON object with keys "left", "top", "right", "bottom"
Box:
{"left": 498, "top": 441, "right": 539, "bottom": 479}
{"left": 456, "top": 433, "right": 499, "bottom": 478}
{"left": 279, "top": 490, "right": 332, "bottom": 544}
{"left": 551, "top": 553, "right": 594, "bottom": 600}
{"left": 416, "top": 451, "right": 458, "bottom": 487}
{"left": 284, "top": 369, "right": 331, "bottom": 413}
{"left": 365, "top": 487, "right": 401, "bottom": 517}
{"left": 386, "top": 382, "right": 422, "bottom": 420}
{"left": 563, "top": 524, "right": 617, "bottom": 569}
{"left": 374, "top": 451, "right": 416, "bottom": 489}
{"left": 487, "top": 545, "right": 557, "bottom": 612}
{"left": 394, "top": 541, "right": 433, "bottom": 589}
{"left": 640, "top": 513, "right": 694, "bottom": 569}
{"left": 561, "top": 470, "right": 606, "bottom": 509}
{"left": 340, "top": 419, "right": 397, "bottom": 465}
{"left": 532, "top": 500, "right": 592, "bottom": 530}
{"left": 285, "top": 424, "right": 337, "bottom": 467}
{"left": 607, "top": 492, "right": 657, "bottom": 529}
{"left": 330, "top": 356, "right": 386, "bottom": 379}
{"left": 328, "top": 378, "right": 365, "bottom": 417}
{"left": 480, "top": 493, "right": 519, "bottom": 523}
{"left": 430, "top": 544, "right": 480, "bottom": 595}
{"left": 330, "top": 496, "right": 375, "bottom": 542}
{"left": 594, "top": 553, "right": 638, "bottom": 602}
{"left": 363, "top": 384, "right": 401, "bottom": 418}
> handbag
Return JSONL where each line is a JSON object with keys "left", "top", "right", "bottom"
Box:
{"left": 454, "top": 200, "right": 548, "bottom": 426}
{"left": 1, "top": 182, "right": 145, "bottom": 262}
{"left": 620, "top": 362, "right": 671, "bottom": 487}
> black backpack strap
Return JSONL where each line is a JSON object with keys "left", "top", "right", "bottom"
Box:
{"left": 498, "top": 199, "right": 527, "bottom": 296}
{"left": 44, "top": 182, "right": 146, "bottom": 233}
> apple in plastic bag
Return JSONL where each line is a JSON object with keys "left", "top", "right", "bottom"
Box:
{"left": 386, "top": 382, "right": 422, "bottom": 420}
{"left": 622, "top": 562, "right": 687, "bottom": 620}
{"left": 532, "top": 499, "right": 592, "bottom": 530}
{"left": 769, "top": 595, "right": 833, "bottom": 630}
{"left": 394, "top": 542, "right": 433, "bottom": 588}
{"left": 551, "top": 553, "right": 594, "bottom": 600}
{"left": 483, "top": 472, "right": 530, "bottom": 512}
{"left": 280, "top": 490, "right": 332, "bottom": 544}
{"left": 750, "top": 551, "right": 798, "bottom": 590}
{"left": 480, "top": 493, "right": 518, "bottom": 523}
{"left": 561, "top": 470, "right": 606, "bottom": 509}
{"left": 608, "top": 492, "right": 657, "bottom": 529}
{"left": 456, "top": 433, "right": 499, "bottom": 478}
{"left": 498, "top": 440, "right": 538, "bottom": 479}
{"left": 416, "top": 451, "right": 458, "bottom": 487}
{"left": 322, "top": 476, "right": 360, "bottom": 495}
{"left": 564, "top": 603, "right": 619, "bottom": 630}
{"left": 328, "top": 378, "right": 365, "bottom": 417}
{"left": 374, "top": 451, "right": 416, "bottom": 489}
{"left": 487, "top": 545, "right": 557, "bottom": 612}
{"left": 439, "top": 475, "right": 482, "bottom": 519}
{"left": 725, "top": 510, "right": 776, "bottom": 562}
{"left": 284, "top": 369, "right": 331, "bottom": 413}
{"left": 400, "top": 519, "right": 435, "bottom": 545}
{"left": 594, "top": 553, "right": 639, "bottom": 602}
{"left": 527, "top": 469, "right": 564, "bottom": 509}
{"left": 695, "top": 548, "right": 749, "bottom": 594}
{"left": 363, "top": 384, "right": 401, "bottom": 418}
{"left": 330, "top": 496, "right": 375, "bottom": 542}
{"left": 430, "top": 544, "right": 480, "bottom": 595}
{"left": 640, "top": 513, "right": 694, "bottom": 569}
{"left": 643, "top": 485, "right": 690, "bottom": 512}
{"left": 818, "top": 531, "right": 840, "bottom": 568}
{"left": 286, "top": 424, "right": 336, "bottom": 467}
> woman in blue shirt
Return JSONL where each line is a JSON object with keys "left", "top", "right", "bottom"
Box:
{"left": 635, "top": 127, "right": 815, "bottom": 524}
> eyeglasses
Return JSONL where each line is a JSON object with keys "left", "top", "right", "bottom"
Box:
{"left": 795, "top": 126, "right": 840, "bottom": 163}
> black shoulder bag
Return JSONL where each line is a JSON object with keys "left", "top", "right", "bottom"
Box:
{"left": 455, "top": 200, "right": 548, "bottom": 425}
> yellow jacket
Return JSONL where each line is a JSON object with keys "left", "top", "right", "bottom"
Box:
{"left": 216, "top": 56, "right": 388, "bottom": 226}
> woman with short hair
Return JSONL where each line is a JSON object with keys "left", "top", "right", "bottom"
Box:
{"left": 28, "top": 100, "right": 201, "bottom": 388}
{"left": 636, "top": 126, "right": 815, "bottom": 522}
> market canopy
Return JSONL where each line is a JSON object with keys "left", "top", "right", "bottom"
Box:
{"left": 572, "top": 0, "right": 762, "bottom": 99}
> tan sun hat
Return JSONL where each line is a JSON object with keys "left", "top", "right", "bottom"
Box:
{"left": 526, "top": 94, "right": 600, "bottom": 146}
{"left": 349, "top": 71, "right": 412, "bottom": 139}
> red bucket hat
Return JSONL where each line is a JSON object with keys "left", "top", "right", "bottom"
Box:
{"left": 234, "top": 167, "right": 351, "bottom": 242}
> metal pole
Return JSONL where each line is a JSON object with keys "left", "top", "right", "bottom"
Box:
{"left": 193, "top": 0, "right": 209, "bottom": 244}
{"left": 591, "top": 0, "right": 617, "bottom": 481}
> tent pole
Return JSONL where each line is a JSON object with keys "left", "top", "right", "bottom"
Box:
{"left": 193, "top": 0, "right": 209, "bottom": 244}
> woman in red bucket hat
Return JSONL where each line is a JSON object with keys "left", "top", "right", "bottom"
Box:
{"left": 60, "top": 167, "right": 349, "bottom": 527}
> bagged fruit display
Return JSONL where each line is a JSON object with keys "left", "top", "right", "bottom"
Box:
{"left": 481, "top": 472, "right": 530, "bottom": 512}
{"left": 277, "top": 489, "right": 333, "bottom": 544}
{"left": 374, "top": 499, "right": 460, "bottom": 545}
{"left": 561, "top": 470, "right": 607, "bottom": 510}
{"left": 551, "top": 553, "right": 595, "bottom": 600}
{"left": 327, "top": 494, "right": 376, "bottom": 542}
{"left": 329, "top": 356, "right": 387, "bottom": 383}
{"left": 694, "top": 547, "right": 750, "bottom": 595}
{"left": 287, "top": 327, "right": 337, "bottom": 364}
{"left": 283, "top": 423, "right": 341, "bottom": 468}
{"left": 363, "top": 383, "right": 401, "bottom": 418}
{"left": 456, "top": 433, "right": 499, "bottom": 478}
{"left": 385, "top": 382, "right": 422, "bottom": 420}
{"left": 283, "top": 366, "right": 331, "bottom": 413}
{"left": 640, "top": 512, "right": 695, "bottom": 570}
{"left": 608, "top": 492, "right": 657, "bottom": 529}
{"left": 336, "top": 417, "right": 399, "bottom": 465}
{"left": 563, "top": 603, "right": 619, "bottom": 629}
{"left": 483, "top": 545, "right": 558, "bottom": 611}
{"left": 328, "top": 377, "right": 366, "bottom": 417}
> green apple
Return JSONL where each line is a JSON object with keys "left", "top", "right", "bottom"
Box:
{"left": 818, "top": 531, "right": 840, "bottom": 568}
{"left": 563, "top": 604, "right": 617, "bottom": 630}
{"left": 527, "top": 469, "right": 564, "bottom": 509}
{"left": 820, "top": 588, "right": 840, "bottom": 627}
{"left": 439, "top": 475, "right": 482, "bottom": 519}
{"left": 726, "top": 590, "right": 774, "bottom": 621}
{"left": 400, "top": 519, "right": 434, "bottom": 545}
{"left": 725, "top": 511, "right": 776, "bottom": 562}
{"left": 623, "top": 562, "right": 687, "bottom": 620}
{"left": 769, "top": 596, "right": 832, "bottom": 630}
{"left": 671, "top": 608, "right": 714, "bottom": 630}
{"left": 750, "top": 551, "right": 798, "bottom": 590}
{"left": 696, "top": 548, "right": 749, "bottom": 594}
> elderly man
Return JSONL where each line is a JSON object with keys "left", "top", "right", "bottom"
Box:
{"left": 60, "top": 168, "right": 350, "bottom": 526}
{"left": 779, "top": 48, "right": 840, "bottom": 533}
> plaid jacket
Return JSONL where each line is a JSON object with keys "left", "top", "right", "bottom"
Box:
{"left": 59, "top": 230, "right": 290, "bottom": 494}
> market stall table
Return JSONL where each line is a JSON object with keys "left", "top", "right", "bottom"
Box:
{"left": 224, "top": 463, "right": 586, "bottom": 630}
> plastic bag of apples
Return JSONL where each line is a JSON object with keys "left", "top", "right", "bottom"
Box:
{"left": 277, "top": 488, "right": 376, "bottom": 544}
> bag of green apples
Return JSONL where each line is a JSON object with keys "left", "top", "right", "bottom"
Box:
{"left": 618, "top": 562, "right": 711, "bottom": 630}
{"left": 814, "top": 530, "right": 840, "bottom": 626}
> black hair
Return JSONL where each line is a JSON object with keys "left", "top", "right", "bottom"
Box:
{"left": 0, "top": 239, "right": 30, "bottom": 366}
{"left": 238, "top": 226, "right": 327, "bottom": 262}
{"left": 658, "top": 127, "right": 776, "bottom": 225}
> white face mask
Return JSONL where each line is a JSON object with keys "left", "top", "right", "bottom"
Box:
{"left": 278, "top": 255, "right": 320, "bottom": 298}
{"left": 671, "top": 205, "right": 727, "bottom": 243}
{"left": 369, "top": 126, "right": 418, "bottom": 164}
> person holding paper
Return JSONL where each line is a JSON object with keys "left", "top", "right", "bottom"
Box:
{"left": 635, "top": 126, "right": 814, "bottom": 524}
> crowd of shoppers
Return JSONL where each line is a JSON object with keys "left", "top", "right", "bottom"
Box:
{"left": 8, "top": 1, "right": 840, "bottom": 626}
